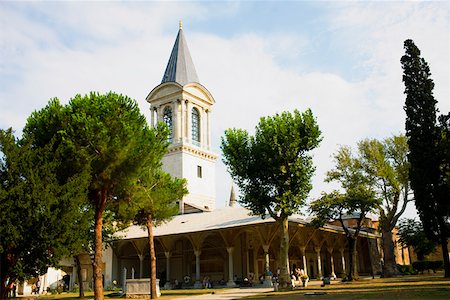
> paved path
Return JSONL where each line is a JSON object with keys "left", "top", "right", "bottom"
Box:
{"left": 174, "top": 280, "right": 327, "bottom": 300}
{"left": 174, "top": 287, "right": 272, "bottom": 300}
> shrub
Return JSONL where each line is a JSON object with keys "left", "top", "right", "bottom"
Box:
{"left": 396, "top": 264, "right": 417, "bottom": 275}
{"left": 412, "top": 260, "right": 444, "bottom": 273}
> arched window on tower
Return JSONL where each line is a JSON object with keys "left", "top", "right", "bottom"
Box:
{"left": 192, "top": 107, "right": 200, "bottom": 145}
{"left": 163, "top": 106, "right": 173, "bottom": 142}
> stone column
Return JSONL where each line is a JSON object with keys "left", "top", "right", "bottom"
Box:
{"left": 315, "top": 247, "right": 322, "bottom": 279}
{"left": 300, "top": 246, "right": 308, "bottom": 276}
{"left": 340, "top": 248, "right": 346, "bottom": 274}
{"left": 206, "top": 109, "right": 211, "bottom": 149}
{"left": 262, "top": 245, "right": 270, "bottom": 277}
{"left": 138, "top": 254, "right": 145, "bottom": 278}
{"left": 123, "top": 268, "right": 127, "bottom": 293}
{"left": 203, "top": 107, "right": 208, "bottom": 148}
{"left": 164, "top": 251, "right": 172, "bottom": 288}
{"left": 226, "top": 247, "right": 236, "bottom": 287}
{"left": 150, "top": 106, "right": 155, "bottom": 127}
{"left": 180, "top": 99, "right": 185, "bottom": 141}
{"left": 158, "top": 105, "right": 163, "bottom": 123}
{"left": 327, "top": 248, "right": 336, "bottom": 279}
{"left": 262, "top": 244, "right": 272, "bottom": 286}
{"left": 172, "top": 100, "right": 179, "bottom": 142}
{"left": 194, "top": 250, "right": 202, "bottom": 288}
{"left": 186, "top": 101, "right": 192, "bottom": 143}
{"left": 252, "top": 248, "right": 258, "bottom": 279}
{"left": 71, "top": 263, "right": 77, "bottom": 291}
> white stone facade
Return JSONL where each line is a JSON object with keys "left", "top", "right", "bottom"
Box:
{"left": 147, "top": 82, "right": 218, "bottom": 212}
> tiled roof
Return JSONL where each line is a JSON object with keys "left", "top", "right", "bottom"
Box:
{"left": 117, "top": 207, "right": 380, "bottom": 240}
{"left": 161, "top": 29, "right": 199, "bottom": 86}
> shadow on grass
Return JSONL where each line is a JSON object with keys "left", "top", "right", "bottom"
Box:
{"left": 244, "top": 273, "right": 450, "bottom": 300}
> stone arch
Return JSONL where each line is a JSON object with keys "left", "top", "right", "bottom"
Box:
{"left": 199, "top": 232, "right": 227, "bottom": 282}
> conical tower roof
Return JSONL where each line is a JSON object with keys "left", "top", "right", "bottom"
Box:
{"left": 229, "top": 184, "right": 236, "bottom": 207}
{"left": 161, "top": 24, "right": 199, "bottom": 86}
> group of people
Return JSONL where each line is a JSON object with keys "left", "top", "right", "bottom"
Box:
{"left": 291, "top": 267, "right": 306, "bottom": 287}
{"left": 31, "top": 279, "right": 41, "bottom": 295}
{"left": 202, "top": 276, "right": 212, "bottom": 288}
{"left": 6, "top": 279, "right": 17, "bottom": 298}
{"left": 5, "top": 278, "right": 40, "bottom": 297}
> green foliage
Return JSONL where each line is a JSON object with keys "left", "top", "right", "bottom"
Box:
{"left": 129, "top": 168, "right": 188, "bottom": 227}
{"left": 402, "top": 39, "right": 450, "bottom": 243}
{"left": 0, "top": 128, "right": 91, "bottom": 285}
{"left": 310, "top": 144, "right": 381, "bottom": 281}
{"left": 12, "top": 91, "right": 170, "bottom": 298}
{"left": 358, "top": 136, "right": 410, "bottom": 227}
{"left": 221, "top": 109, "right": 321, "bottom": 287}
{"left": 398, "top": 218, "right": 437, "bottom": 261}
{"left": 412, "top": 261, "right": 444, "bottom": 273}
{"left": 221, "top": 109, "right": 322, "bottom": 219}
{"left": 310, "top": 143, "right": 381, "bottom": 232}
{"left": 396, "top": 264, "right": 417, "bottom": 275}
{"left": 356, "top": 135, "right": 411, "bottom": 276}
{"left": 402, "top": 39, "right": 449, "bottom": 277}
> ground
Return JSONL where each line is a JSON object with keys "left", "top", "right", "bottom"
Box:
{"left": 14, "top": 272, "right": 450, "bottom": 299}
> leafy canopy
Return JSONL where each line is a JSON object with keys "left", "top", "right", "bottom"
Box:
{"left": 0, "top": 128, "right": 91, "bottom": 282}
{"left": 310, "top": 144, "right": 381, "bottom": 232}
{"left": 221, "top": 109, "right": 322, "bottom": 220}
{"left": 129, "top": 168, "right": 188, "bottom": 227}
{"left": 398, "top": 218, "right": 437, "bottom": 261}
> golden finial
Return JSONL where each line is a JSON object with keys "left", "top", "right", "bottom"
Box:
{"left": 179, "top": 19, "right": 182, "bottom": 30}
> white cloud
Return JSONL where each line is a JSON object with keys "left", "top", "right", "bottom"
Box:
{"left": 1, "top": 1, "right": 448, "bottom": 219}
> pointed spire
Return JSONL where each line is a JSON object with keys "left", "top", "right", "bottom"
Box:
{"left": 161, "top": 24, "right": 199, "bottom": 86}
{"left": 229, "top": 184, "right": 236, "bottom": 207}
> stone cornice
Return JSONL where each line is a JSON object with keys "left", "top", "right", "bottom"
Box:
{"left": 166, "top": 143, "right": 218, "bottom": 161}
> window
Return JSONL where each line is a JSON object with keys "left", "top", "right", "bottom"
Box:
{"left": 163, "top": 106, "right": 173, "bottom": 142}
{"left": 197, "top": 165, "right": 202, "bottom": 178}
{"left": 192, "top": 107, "right": 200, "bottom": 144}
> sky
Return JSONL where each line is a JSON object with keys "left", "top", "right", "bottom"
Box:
{"left": 1, "top": 1, "right": 449, "bottom": 219}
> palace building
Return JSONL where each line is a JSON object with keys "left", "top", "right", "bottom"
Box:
{"left": 105, "top": 24, "right": 381, "bottom": 291}
{"left": 30, "top": 25, "right": 382, "bottom": 295}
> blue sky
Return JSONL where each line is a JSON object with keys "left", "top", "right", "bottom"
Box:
{"left": 1, "top": 1, "right": 449, "bottom": 218}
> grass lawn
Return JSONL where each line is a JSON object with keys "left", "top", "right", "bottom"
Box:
{"left": 21, "top": 288, "right": 215, "bottom": 300}
{"left": 244, "top": 272, "right": 450, "bottom": 300}
{"left": 20, "top": 273, "right": 450, "bottom": 299}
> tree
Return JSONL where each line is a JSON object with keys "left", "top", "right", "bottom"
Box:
{"left": 358, "top": 135, "right": 411, "bottom": 277}
{"left": 221, "top": 109, "right": 322, "bottom": 289}
{"left": 398, "top": 218, "right": 437, "bottom": 261}
{"left": 439, "top": 111, "right": 450, "bottom": 188}
{"left": 129, "top": 168, "right": 187, "bottom": 298}
{"left": 310, "top": 146, "right": 381, "bottom": 281}
{"left": 23, "top": 92, "right": 169, "bottom": 299}
{"left": 402, "top": 39, "right": 450, "bottom": 277}
{"left": 0, "top": 128, "right": 91, "bottom": 298}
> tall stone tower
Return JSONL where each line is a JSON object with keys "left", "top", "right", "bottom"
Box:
{"left": 146, "top": 23, "right": 218, "bottom": 213}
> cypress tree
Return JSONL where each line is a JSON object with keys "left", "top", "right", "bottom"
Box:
{"left": 402, "top": 39, "right": 450, "bottom": 277}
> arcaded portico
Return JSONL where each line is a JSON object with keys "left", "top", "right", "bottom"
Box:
{"left": 111, "top": 207, "right": 380, "bottom": 288}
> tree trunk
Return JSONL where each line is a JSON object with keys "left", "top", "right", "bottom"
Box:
{"left": 74, "top": 255, "right": 84, "bottom": 297}
{"left": 381, "top": 229, "right": 398, "bottom": 277}
{"left": 93, "top": 189, "right": 107, "bottom": 300}
{"left": 1, "top": 249, "right": 16, "bottom": 300}
{"left": 0, "top": 252, "right": 8, "bottom": 300}
{"left": 147, "top": 215, "right": 158, "bottom": 299}
{"left": 439, "top": 223, "right": 450, "bottom": 278}
{"left": 278, "top": 217, "right": 291, "bottom": 290}
{"left": 347, "top": 237, "right": 358, "bottom": 281}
